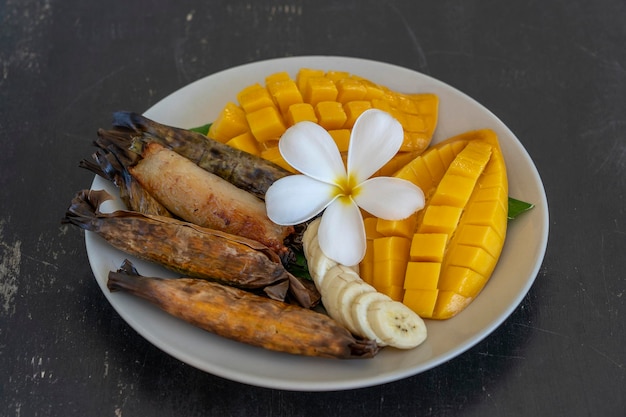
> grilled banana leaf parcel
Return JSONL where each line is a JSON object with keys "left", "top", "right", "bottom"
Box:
{"left": 108, "top": 259, "right": 379, "bottom": 359}
{"left": 79, "top": 142, "right": 173, "bottom": 218}
{"left": 109, "top": 111, "right": 291, "bottom": 199}
{"left": 128, "top": 142, "right": 293, "bottom": 257}
{"left": 63, "top": 189, "right": 319, "bottom": 307}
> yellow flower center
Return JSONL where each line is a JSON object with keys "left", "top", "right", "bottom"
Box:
{"left": 334, "top": 174, "right": 360, "bottom": 203}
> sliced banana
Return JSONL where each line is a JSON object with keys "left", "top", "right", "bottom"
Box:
{"left": 366, "top": 299, "right": 428, "bottom": 349}
{"left": 336, "top": 279, "right": 376, "bottom": 335}
{"left": 350, "top": 291, "right": 391, "bottom": 346}
{"left": 302, "top": 219, "right": 338, "bottom": 287}
{"left": 320, "top": 266, "right": 358, "bottom": 319}
{"left": 302, "top": 217, "right": 427, "bottom": 350}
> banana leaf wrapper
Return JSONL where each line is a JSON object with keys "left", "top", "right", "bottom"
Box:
{"left": 108, "top": 259, "right": 379, "bottom": 359}
{"left": 63, "top": 189, "right": 319, "bottom": 308}
{"left": 128, "top": 142, "right": 293, "bottom": 258}
{"left": 110, "top": 111, "right": 291, "bottom": 200}
{"left": 79, "top": 137, "right": 173, "bottom": 217}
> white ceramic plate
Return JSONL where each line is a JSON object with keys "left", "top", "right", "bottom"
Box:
{"left": 86, "top": 56, "right": 549, "bottom": 391}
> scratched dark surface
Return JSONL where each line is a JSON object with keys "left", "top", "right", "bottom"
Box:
{"left": 1, "top": 0, "right": 625, "bottom": 416}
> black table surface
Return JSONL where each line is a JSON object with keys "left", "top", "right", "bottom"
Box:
{"left": 1, "top": 1, "right": 624, "bottom": 416}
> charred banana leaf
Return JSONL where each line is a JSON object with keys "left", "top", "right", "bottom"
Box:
{"left": 108, "top": 260, "right": 379, "bottom": 359}
{"left": 79, "top": 136, "right": 173, "bottom": 217}
{"left": 110, "top": 111, "right": 291, "bottom": 199}
{"left": 63, "top": 189, "right": 319, "bottom": 307}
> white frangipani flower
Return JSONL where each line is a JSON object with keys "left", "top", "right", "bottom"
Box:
{"left": 266, "top": 109, "right": 425, "bottom": 266}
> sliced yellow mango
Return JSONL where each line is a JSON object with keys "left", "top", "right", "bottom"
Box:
{"left": 303, "top": 76, "right": 338, "bottom": 106}
{"left": 363, "top": 129, "right": 508, "bottom": 320}
{"left": 328, "top": 129, "right": 351, "bottom": 153}
{"left": 208, "top": 69, "right": 438, "bottom": 165}
{"left": 376, "top": 215, "right": 417, "bottom": 239}
{"left": 403, "top": 289, "right": 438, "bottom": 317}
{"left": 246, "top": 106, "right": 286, "bottom": 142}
{"left": 404, "top": 262, "right": 441, "bottom": 289}
{"left": 286, "top": 103, "right": 317, "bottom": 125}
{"left": 432, "top": 291, "right": 472, "bottom": 319}
{"left": 267, "top": 79, "right": 303, "bottom": 115}
{"left": 225, "top": 131, "right": 261, "bottom": 156}
{"left": 207, "top": 102, "right": 249, "bottom": 143}
{"left": 409, "top": 233, "right": 448, "bottom": 262}
{"left": 315, "top": 101, "right": 347, "bottom": 130}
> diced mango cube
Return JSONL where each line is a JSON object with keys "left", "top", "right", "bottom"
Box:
{"left": 403, "top": 289, "right": 438, "bottom": 317}
{"left": 296, "top": 68, "right": 325, "bottom": 92}
{"left": 477, "top": 172, "right": 506, "bottom": 189}
{"left": 373, "top": 259, "right": 408, "bottom": 288}
{"left": 370, "top": 98, "right": 393, "bottom": 113}
{"left": 315, "top": 101, "right": 347, "bottom": 130}
{"left": 324, "top": 70, "right": 350, "bottom": 83}
{"left": 438, "top": 143, "right": 459, "bottom": 167}
{"left": 303, "top": 77, "right": 338, "bottom": 106}
{"left": 285, "top": 103, "right": 317, "bottom": 125}
{"left": 455, "top": 224, "right": 503, "bottom": 259}
{"left": 265, "top": 71, "right": 291, "bottom": 84}
{"left": 267, "top": 80, "right": 303, "bottom": 115}
{"left": 372, "top": 236, "right": 411, "bottom": 261}
{"left": 246, "top": 106, "right": 286, "bottom": 142}
{"left": 394, "top": 155, "right": 434, "bottom": 193}
{"left": 446, "top": 140, "right": 492, "bottom": 178}
{"left": 360, "top": 241, "right": 375, "bottom": 284}
{"left": 429, "top": 174, "right": 477, "bottom": 208}
{"left": 418, "top": 205, "right": 463, "bottom": 235}
{"left": 411, "top": 93, "right": 438, "bottom": 114}
{"left": 403, "top": 262, "right": 441, "bottom": 289}
{"left": 356, "top": 78, "right": 385, "bottom": 100}
{"left": 336, "top": 78, "right": 368, "bottom": 103}
{"left": 237, "top": 85, "right": 274, "bottom": 113}
{"left": 432, "top": 291, "right": 472, "bottom": 319}
{"left": 474, "top": 187, "right": 508, "bottom": 214}
{"left": 328, "top": 129, "right": 350, "bottom": 152}
{"left": 207, "top": 102, "right": 249, "bottom": 143}
{"left": 446, "top": 244, "right": 497, "bottom": 278}
{"left": 392, "top": 93, "right": 420, "bottom": 114}
{"left": 403, "top": 114, "right": 427, "bottom": 132}
{"left": 421, "top": 148, "right": 447, "bottom": 184}
{"left": 236, "top": 83, "right": 263, "bottom": 101}
{"left": 343, "top": 101, "right": 372, "bottom": 128}
{"left": 438, "top": 265, "right": 487, "bottom": 298}
{"left": 409, "top": 233, "right": 448, "bottom": 262}
{"left": 376, "top": 215, "right": 417, "bottom": 239}
{"left": 225, "top": 131, "right": 260, "bottom": 156}
{"left": 462, "top": 201, "right": 508, "bottom": 239}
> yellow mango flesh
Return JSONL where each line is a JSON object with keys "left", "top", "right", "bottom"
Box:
{"left": 207, "top": 69, "right": 439, "bottom": 170}
{"left": 362, "top": 129, "right": 508, "bottom": 320}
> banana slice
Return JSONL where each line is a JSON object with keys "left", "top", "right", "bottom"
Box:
{"left": 351, "top": 291, "right": 391, "bottom": 346}
{"left": 336, "top": 279, "right": 376, "bottom": 335}
{"left": 320, "top": 265, "right": 360, "bottom": 321}
{"left": 302, "top": 219, "right": 338, "bottom": 287}
{"left": 366, "top": 299, "right": 427, "bottom": 349}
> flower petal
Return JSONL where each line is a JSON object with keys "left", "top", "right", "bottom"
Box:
{"left": 354, "top": 177, "right": 425, "bottom": 219}
{"left": 318, "top": 197, "right": 366, "bottom": 266}
{"left": 265, "top": 175, "right": 339, "bottom": 225}
{"left": 279, "top": 121, "right": 346, "bottom": 184}
{"left": 347, "top": 109, "right": 404, "bottom": 184}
